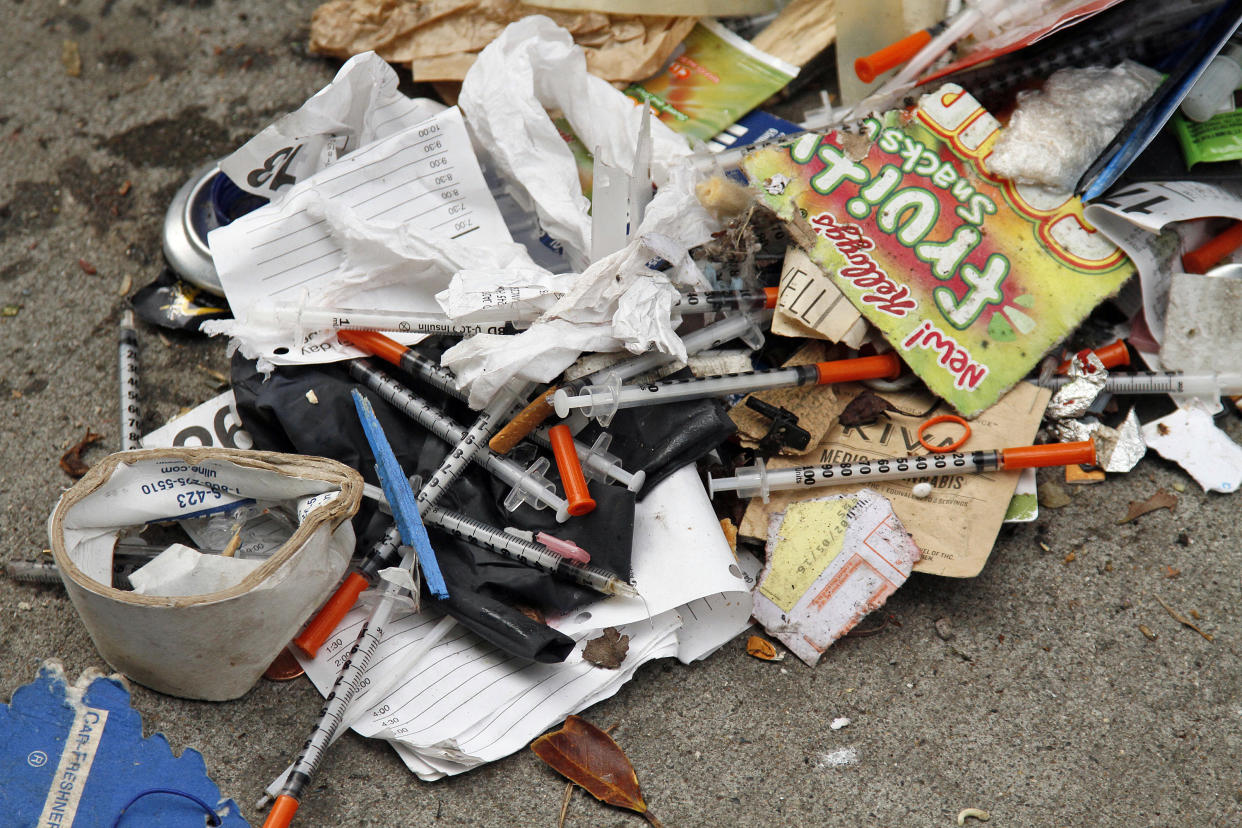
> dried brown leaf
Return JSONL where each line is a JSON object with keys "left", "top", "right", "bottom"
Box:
{"left": 558, "top": 782, "right": 574, "bottom": 828}
{"left": 745, "top": 635, "right": 783, "bottom": 661}
{"left": 77, "top": 258, "right": 96, "bottom": 275}
{"left": 1155, "top": 595, "right": 1214, "bottom": 642}
{"left": 1118, "top": 489, "right": 1177, "bottom": 524}
{"left": 531, "top": 715, "right": 661, "bottom": 827}
{"left": 837, "top": 390, "right": 895, "bottom": 427}
{"left": 582, "top": 627, "right": 629, "bottom": 669}
{"left": 59, "top": 429, "right": 102, "bottom": 478}
{"left": 61, "top": 40, "right": 81, "bottom": 77}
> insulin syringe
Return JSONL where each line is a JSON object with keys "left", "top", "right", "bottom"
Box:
{"left": 1037, "top": 371, "right": 1242, "bottom": 397}
{"left": 357, "top": 480, "right": 635, "bottom": 597}
{"left": 420, "top": 502, "right": 636, "bottom": 598}
{"left": 338, "top": 329, "right": 653, "bottom": 492}
{"left": 554, "top": 352, "right": 903, "bottom": 424}
{"left": 347, "top": 359, "right": 572, "bottom": 521}
{"left": 709, "top": 441, "right": 1097, "bottom": 502}
{"left": 252, "top": 289, "right": 776, "bottom": 334}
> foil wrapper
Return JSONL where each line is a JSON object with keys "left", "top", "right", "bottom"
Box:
{"left": 1045, "top": 352, "right": 1108, "bottom": 420}
{"left": 1051, "top": 408, "right": 1145, "bottom": 473}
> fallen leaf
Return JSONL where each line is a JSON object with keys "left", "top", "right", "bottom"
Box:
{"left": 1118, "top": 489, "right": 1177, "bottom": 524}
{"left": 61, "top": 40, "right": 81, "bottom": 77}
{"left": 1155, "top": 596, "right": 1213, "bottom": 642}
{"left": 60, "top": 429, "right": 103, "bottom": 478}
{"left": 837, "top": 390, "right": 895, "bottom": 427}
{"left": 530, "top": 715, "right": 662, "bottom": 827}
{"left": 1037, "top": 481, "right": 1072, "bottom": 509}
{"left": 583, "top": 627, "right": 629, "bottom": 669}
{"left": 1165, "top": 565, "right": 1180, "bottom": 579}
{"left": 558, "top": 782, "right": 574, "bottom": 828}
{"left": 78, "top": 258, "right": 96, "bottom": 275}
{"left": 745, "top": 635, "right": 783, "bottom": 661}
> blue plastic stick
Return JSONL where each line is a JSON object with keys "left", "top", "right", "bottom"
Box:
{"left": 350, "top": 389, "right": 448, "bottom": 599}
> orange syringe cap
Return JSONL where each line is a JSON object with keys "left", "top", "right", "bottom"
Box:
{"left": 337, "top": 329, "right": 407, "bottom": 367}
{"left": 855, "top": 29, "right": 934, "bottom": 84}
{"left": 1001, "top": 440, "right": 1095, "bottom": 470}
{"left": 815, "top": 352, "right": 903, "bottom": 385}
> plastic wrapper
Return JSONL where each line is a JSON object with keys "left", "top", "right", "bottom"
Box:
{"left": 988, "top": 62, "right": 1163, "bottom": 192}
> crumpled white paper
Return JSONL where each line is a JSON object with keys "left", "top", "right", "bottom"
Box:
{"left": 128, "top": 543, "right": 264, "bottom": 597}
{"left": 219, "top": 52, "right": 445, "bottom": 201}
{"left": 443, "top": 237, "right": 704, "bottom": 407}
{"left": 436, "top": 15, "right": 721, "bottom": 406}
{"left": 458, "top": 15, "right": 699, "bottom": 271}
{"left": 1142, "top": 400, "right": 1242, "bottom": 493}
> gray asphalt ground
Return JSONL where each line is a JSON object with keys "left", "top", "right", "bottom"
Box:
{"left": 3, "top": 1, "right": 1241, "bottom": 825}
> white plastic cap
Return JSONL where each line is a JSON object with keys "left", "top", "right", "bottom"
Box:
{"left": 1182, "top": 45, "right": 1242, "bottom": 123}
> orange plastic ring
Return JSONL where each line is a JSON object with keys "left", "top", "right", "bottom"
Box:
{"left": 918, "top": 414, "right": 971, "bottom": 453}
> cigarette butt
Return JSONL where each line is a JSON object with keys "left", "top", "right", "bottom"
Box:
{"left": 696, "top": 176, "right": 754, "bottom": 220}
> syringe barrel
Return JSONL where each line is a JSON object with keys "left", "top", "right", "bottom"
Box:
{"left": 349, "top": 360, "right": 567, "bottom": 517}
{"left": 1039, "top": 372, "right": 1242, "bottom": 396}
{"left": 617, "top": 365, "right": 811, "bottom": 409}
{"left": 709, "top": 452, "right": 1002, "bottom": 499}
{"left": 707, "top": 460, "right": 770, "bottom": 501}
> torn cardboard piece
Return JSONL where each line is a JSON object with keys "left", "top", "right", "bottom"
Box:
{"left": 730, "top": 340, "right": 846, "bottom": 454}
{"left": 1142, "top": 402, "right": 1242, "bottom": 494}
{"left": 1160, "top": 271, "right": 1242, "bottom": 376}
{"left": 773, "top": 246, "right": 868, "bottom": 347}
{"left": 752, "top": 489, "right": 920, "bottom": 667}
{"left": 310, "top": 0, "right": 697, "bottom": 83}
{"left": 750, "top": 0, "right": 838, "bottom": 70}
{"left": 743, "top": 84, "right": 1132, "bottom": 417}
{"left": 740, "top": 381, "right": 1051, "bottom": 577}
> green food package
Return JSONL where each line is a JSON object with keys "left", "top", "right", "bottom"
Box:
{"left": 1174, "top": 104, "right": 1242, "bottom": 166}
{"left": 625, "top": 20, "right": 798, "bottom": 143}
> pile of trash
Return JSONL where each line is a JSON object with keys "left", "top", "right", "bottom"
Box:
{"left": 10, "top": 0, "right": 1242, "bottom": 824}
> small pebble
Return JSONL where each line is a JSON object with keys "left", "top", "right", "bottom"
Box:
{"left": 912, "top": 482, "right": 932, "bottom": 499}
{"left": 830, "top": 717, "right": 850, "bottom": 730}
{"left": 305, "top": 389, "right": 319, "bottom": 405}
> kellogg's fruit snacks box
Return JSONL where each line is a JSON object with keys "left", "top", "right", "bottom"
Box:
{"left": 744, "top": 84, "right": 1133, "bottom": 417}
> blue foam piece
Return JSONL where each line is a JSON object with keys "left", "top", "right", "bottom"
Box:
{"left": 351, "top": 389, "right": 449, "bottom": 599}
{"left": 0, "top": 663, "right": 249, "bottom": 827}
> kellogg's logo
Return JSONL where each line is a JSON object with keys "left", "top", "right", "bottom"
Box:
{"left": 810, "top": 214, "right": 918, "bottom": 318}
